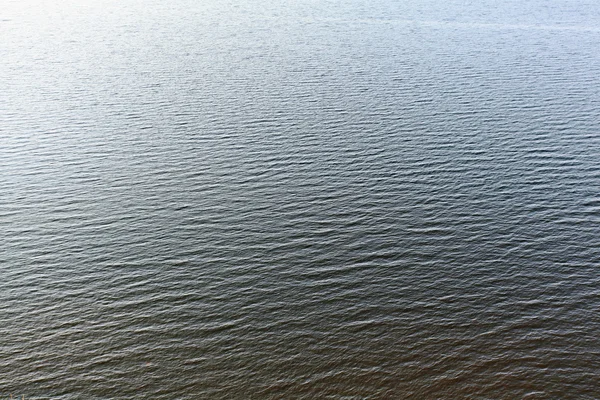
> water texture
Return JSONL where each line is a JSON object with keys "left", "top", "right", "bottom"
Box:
{"left": 1, "top": 0, "right": 599, "bottom": 398}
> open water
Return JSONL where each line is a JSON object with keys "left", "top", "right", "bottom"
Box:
{"left": 1, "top": 0, "right": 600, "bottom": 398}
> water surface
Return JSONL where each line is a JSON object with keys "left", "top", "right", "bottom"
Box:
{"left": 1, "top": 0, "right": 600, "bottom": 398}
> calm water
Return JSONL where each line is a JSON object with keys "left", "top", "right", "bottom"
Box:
{"left": 1, "top": 0, "right": 600, "bottom": 398}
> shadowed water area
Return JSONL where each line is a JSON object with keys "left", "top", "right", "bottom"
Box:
{"left": 1, "top": 0, "right": 600, "bottom": 398}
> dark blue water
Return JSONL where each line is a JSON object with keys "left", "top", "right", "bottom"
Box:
{"left": 1, "top": 0, "right": 600, "bottom": 398}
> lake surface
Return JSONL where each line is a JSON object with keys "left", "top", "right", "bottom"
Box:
{"left": 1, "top": 0, "right": 599, "bottom": 398}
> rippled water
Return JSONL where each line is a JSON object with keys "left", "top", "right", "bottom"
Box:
{"left": 1, "top": 0, "right": 600, "bottom": 398}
